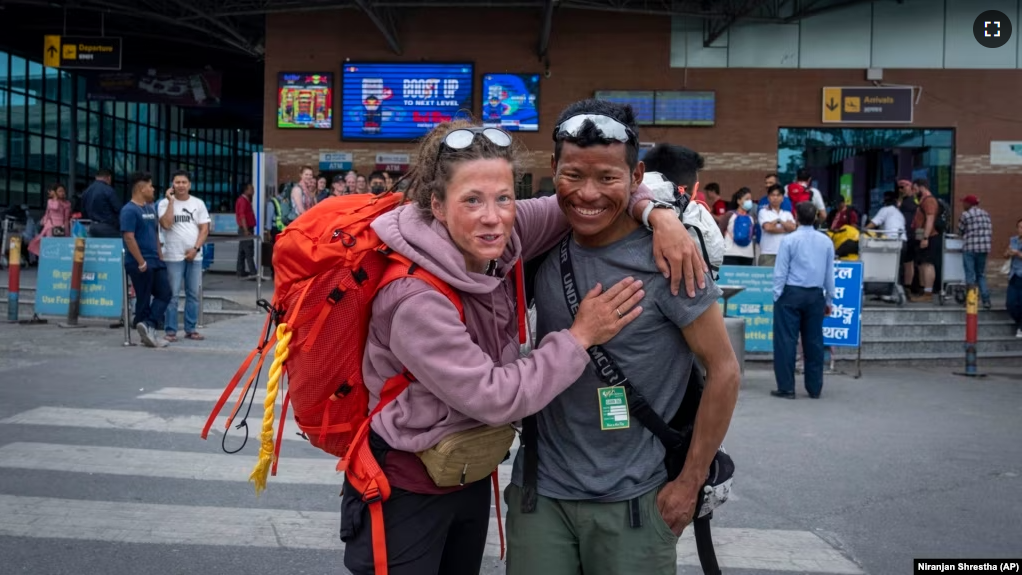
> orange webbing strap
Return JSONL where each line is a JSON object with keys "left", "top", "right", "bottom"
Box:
{"left": 492, "top": 469, "right": 506, "bottom": 560}
{"left": 513, "top": 260, "right": 527, "bottom": 345}
{"left": 369, "top": 496, "right": 388, "bottom": 575}
{"left": 337, "top": 371, "right": 417, "bottom": 575}
{"left": 225, "top": 334, "right": 277, "bottom": 426}
{"left": 302, "top": 274, "right": 357, "bottom": 353}
{"left": 201, "top": 313, "right": 272, "bottom": 439}
{"left": 270, "top": 390, "right": 291, "bottom": 476}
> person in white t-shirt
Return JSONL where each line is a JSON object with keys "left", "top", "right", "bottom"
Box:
{"left": 158, "top": 170, "right": 211, "bottom": 342}
{"left": 866, "top": 191, "right": 907, "bottom": 242}
{"left": 757, "top": 184, "right": 796, "bottom": 266}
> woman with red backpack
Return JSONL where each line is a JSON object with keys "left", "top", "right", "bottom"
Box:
{"left": 339, "top": 120, "right": 701, "bottom": 575}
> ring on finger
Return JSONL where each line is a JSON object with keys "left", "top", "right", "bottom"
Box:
{"left": 615, "top": 308, "right": 623, "bottom": 319}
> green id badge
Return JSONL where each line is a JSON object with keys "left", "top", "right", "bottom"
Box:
{"left": 598, "top": 386, "right": 630, "bottom": 430}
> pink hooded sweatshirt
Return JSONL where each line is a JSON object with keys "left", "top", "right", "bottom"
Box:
{"left": 363, "top": 188, "right": 653, "bottom": 475}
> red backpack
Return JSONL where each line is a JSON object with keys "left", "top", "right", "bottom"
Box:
{"left": 200, "top": 192, "right": 524, "bottom": 575}
{"left": 786, "top": 182, "right": 812, "bottom": 214}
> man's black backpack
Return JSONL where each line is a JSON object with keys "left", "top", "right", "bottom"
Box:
{"left": 933, "top": 196, "right": 950, "bottom": 234}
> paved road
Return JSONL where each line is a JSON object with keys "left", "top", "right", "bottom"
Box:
{"left": 1, "top": 314, "right": 1020, "bottom": 575}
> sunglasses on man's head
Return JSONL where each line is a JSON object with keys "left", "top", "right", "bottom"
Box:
{"left": 552, "top": 113, "right": 637, "bottom": 144}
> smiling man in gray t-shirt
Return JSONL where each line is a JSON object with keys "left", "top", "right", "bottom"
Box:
{"left": 506, "top": 100, "right": 740, "bottom": 575}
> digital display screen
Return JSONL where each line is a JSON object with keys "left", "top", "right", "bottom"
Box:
{"left": 655, "top": 91, "right": 715, "bottom": 126}
{"left": 277, "top": 72, "right": 333, "bottom": 129}
{"left": 594, "top": 91, "right": 654, "bottom": 125}
{"left": 341, "top": 62, "right": 474, "bottom": 141}
{"left": 481, "top": 73, "right": 540, "bottom": 132}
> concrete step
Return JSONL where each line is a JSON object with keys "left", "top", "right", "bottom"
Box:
{"left": 860, "top": 306, "right": 1013, "bottom": 325}
{"left": 832, "top": 336, "right": 1022, "bottom": 359}
{"left": 861, "top": 320, "right": 1018, "bottom": 340}
{"left": 0, "top": 300, "right": 252, "bottom": 326}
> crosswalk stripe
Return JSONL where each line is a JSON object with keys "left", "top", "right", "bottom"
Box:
{"left": 0, "top": 440, "right": 515, "bottom": 490}
{"left": 0, "top": 492, "right": 861, "bottom": 572}
{"left": 0, "top": 402, "right": 861, "bottom": 573}
{"left": 139, "top": 387, "right": 262, "bottom": 402}
{"left": 0, "top": 407, "right": 307, "bottom": 442}
{"left": 0, "top": 442, "right": 338, "bottom": 484}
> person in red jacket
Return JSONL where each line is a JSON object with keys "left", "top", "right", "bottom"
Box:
{"left": 234, "top": 182, "right": 257, "bottom": 278}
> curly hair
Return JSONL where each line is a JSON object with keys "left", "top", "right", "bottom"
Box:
{"left": 398, "top": 119, "right": 522, "bottom": 215}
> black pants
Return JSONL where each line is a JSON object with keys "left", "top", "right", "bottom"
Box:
{"left": 125, "top": 260, "right": 171, "bottom": 330}
{"left": 1007, "top": 275, "right": 1022, "bottom": 330}
{"left": 237, "top": 235, "right": 256, "bottom": 276}
{"left": 773, "top": 285, "right": 825, "bottom": 396}
{"left": 340, "top": 433, "right": 491, "bottom": 575}
{"left": 723, "top": 255, "right": 754, "bottom": 266}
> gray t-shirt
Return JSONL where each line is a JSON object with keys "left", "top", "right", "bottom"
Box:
{"left": 511, "top": 226, "right": 722, "bottom": 502}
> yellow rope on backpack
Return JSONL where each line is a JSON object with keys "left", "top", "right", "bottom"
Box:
{"left": 250, "top": 322, "right": 292, "bottom": 495}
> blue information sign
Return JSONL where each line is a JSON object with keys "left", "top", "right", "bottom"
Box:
{"left": 717, "top": 265, "right": 776, "bottom": 353}
{"left": 823, "top": 261, "right": 863, "bottom": 347}
{"left": 35, "top": 238, "right": 124, "bottom": 318}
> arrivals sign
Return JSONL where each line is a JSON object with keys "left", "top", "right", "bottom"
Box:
{"left": 44, "top": 35, "right": 122, "bottom": 70}
{"left": 822, "top": 87, "right": 913, "bottom": 124}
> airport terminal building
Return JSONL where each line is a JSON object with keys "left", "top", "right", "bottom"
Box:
{"left": 262, "top": 0, "right": 1022, "bottom": 248}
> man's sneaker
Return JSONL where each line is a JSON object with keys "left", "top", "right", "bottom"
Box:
{"left": 136, "top": 322, "right": 156, "bottom": 348}
{"left": 1016, "top": 329, "right": 1022, "bottom": 339}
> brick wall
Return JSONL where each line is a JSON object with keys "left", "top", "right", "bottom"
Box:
{"left": 264, "top": 9, "right": 1022, "bottom": 249}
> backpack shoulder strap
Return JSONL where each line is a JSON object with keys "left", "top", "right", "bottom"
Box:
{"left": 377, "top": 250, "right": 465, "bottom": 322}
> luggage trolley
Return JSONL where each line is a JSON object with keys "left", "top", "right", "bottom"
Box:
{"left": 860, "top": 229, "right": 906, "bottom": 305}
{"left": 939, "top": 233, "right": 967, "bottom": 306}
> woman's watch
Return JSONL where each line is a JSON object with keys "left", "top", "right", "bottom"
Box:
{"left": 641, "top": 199, "right": 679, "bottom": 230}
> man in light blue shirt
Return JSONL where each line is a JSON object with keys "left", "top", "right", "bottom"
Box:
{"left": 771, "top": 201, "right": 835, "bottom": 399}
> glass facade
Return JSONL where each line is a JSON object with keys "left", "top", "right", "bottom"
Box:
{"left": 0, "top": 49, "right": 259, "bottom": 212}
{"left": 778, "top": 128, "right": 955, "bottom": 215}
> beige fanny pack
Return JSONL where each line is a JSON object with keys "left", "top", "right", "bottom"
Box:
{"left": 417, "top": 424, "right": 516, "bottom": 487}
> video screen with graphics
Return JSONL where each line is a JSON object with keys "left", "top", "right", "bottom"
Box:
{"left": 594, "top": 90, "right": 654, "bottom": 125}
{"left": 341, "top": 62, "right": 474, "bottom": 141}
{"left": 277, "top": 72, "right": 333, "bottom": 129}
{"left": 481, "top": 73, "right": 540, "bottom": 132}
{"left": 655, "top": 91, "right": 716, "bottom": 126}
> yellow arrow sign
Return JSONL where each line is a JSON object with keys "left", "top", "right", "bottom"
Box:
{"left": 43, "top": 35, "right": 61, "bottom": 68}
{"left": 823, "top": 87, "right": 842, "bottom": 122}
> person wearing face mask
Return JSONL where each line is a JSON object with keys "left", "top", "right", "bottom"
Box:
{"left": 368, "top": 171, "right": 387, "bottom": 195}
{"left": 723, "top": 188, "right": 757, "bottom": 265}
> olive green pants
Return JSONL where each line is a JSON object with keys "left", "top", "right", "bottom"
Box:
{"left": 504, "top": 483, "right": 679, "bottom": 575}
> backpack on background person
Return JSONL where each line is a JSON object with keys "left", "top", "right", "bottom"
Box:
{"left": 732, "top": 212, "right": 754, "bottom": 248}
{"left": 642, "top": 171, "right": 725, "bottom": 279}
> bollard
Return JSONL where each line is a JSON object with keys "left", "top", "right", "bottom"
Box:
{"left": 954, "top": 285, "right": 985, "bottom": 378}
{"left": 60, "top": 237, "right": 87, "bottom": 329}
{"left": 7, "top": 236, "right": 20, "bottom": 322}
{"left": 724, "top": 317, "right": 746, "bottom": 375}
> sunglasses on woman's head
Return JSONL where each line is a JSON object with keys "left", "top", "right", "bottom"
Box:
{"left": 433, "top": 127, "right": 513, "bottom": 178}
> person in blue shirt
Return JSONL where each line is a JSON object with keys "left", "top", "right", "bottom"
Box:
{"left": 771, "top": 201, "right": 835, "bottom": 399}
{"left": 82, "top": 168, "right": 122, "bottom": 238}
{"left": 120, "top": 171, "right": 171, "bottom": 348}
